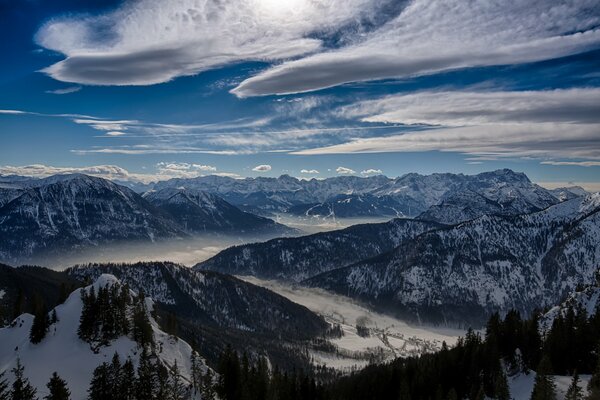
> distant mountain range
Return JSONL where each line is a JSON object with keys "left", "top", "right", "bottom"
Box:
{"left": 0, "top": 174, "right": 290, "bottom": 263}
{"left": 200, "top": 193, "right": 600, "bottom": 325}
{"left": 144, "top": 169, "right": 584, "bottom": 221}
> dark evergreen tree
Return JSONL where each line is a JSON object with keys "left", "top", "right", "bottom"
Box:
{"left": 30, "top": 304, "right": 49, "bottom": 344}
{"left": 565, "top": 371, "right": 583, "bottom": 400}
{"left": 11, "top": 358, "right": 37, "bottom": 400}
{"left": 0, "top": 370, "right": 9, "bottom": 400}
{"left": 132, "top": 295, "right": 153, "bottom": 348}
{"left": 531, "top": 356, "right": 557, "bottom": 400}
{"left": 44, "top": 372, "right": 71, "bottom": 400}
{"left": 494, "top": 366, "right": 510, "bottom": 400}
{"left": 200, "top": 369, "right": 216, "bottom": 400}
{"left": 167, "top": 361, "right": 187, "bottom": 400}
{"left": 136, "top": 347, "right": 156, "bottom": 400}
{"left": 589, "top": 347, "right": 600, "bottom": 400}
{"left": 118, "top": 358, "right": 136, "bottom": 400}
{"left": 88, "top": 363, "right": 112, "bottom": 400}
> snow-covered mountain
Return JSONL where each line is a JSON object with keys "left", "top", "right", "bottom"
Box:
{"left": 195, "top": 218, "right": 443, "bottom": 282}
{"left": 540, "top": 277, "right": 600, "bottom": 332}
{"left": 0, "top": 274, "right": 206, "bottom": 400}
{"left": 0, "top": 174, "right": 184, "bottom": 263}
{"left": 66, "top": 262, "right": 328, "bottom": 366}
{"left": 287, "top": 193, "right": 407, "bottom": 219}
{"left": 305, "top": 193, "right": 600, "bottom": 325}
{"left": 144, "top": 187, "right": 291, "bottom": 234}
{"left": 150, "top": 169, "right": 566, "bottom": 219}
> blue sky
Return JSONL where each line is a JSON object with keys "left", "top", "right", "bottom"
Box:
{"left": 1, "top": 0, "right": 599, "bottom": 189}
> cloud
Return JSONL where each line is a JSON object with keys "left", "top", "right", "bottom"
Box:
{"left": 336, "top": 166, "right": 356, "bottom": 174}
{"left": 105, "top": 131, "right": 126, "bottom": 136}
{"left": 300, "top": 169, "right": 319, "bottom": 174}
{"left": 232, "top": 0, "right": 600, "bottom": 96}
{"left": 541, "top": 161, "right": 600, "bottom": 167}
{"left": 252, "top": 164, "right": 272, "bottom": 172}
{"left": 35, "top": 0, "right": 380, "bottom": 85}
{"left": 361, "top": 169, "right": 382, "bottom": 175}
{"left": 45, "top": 86, "right": 81, "bottom": 95}
{"left": 537, "top": 181, "right": 600, "bottom": 192}
{"left": 0, "top": 163, "right": 226, "bottom": 183}
{"left": 0, "top": 164, "right": 147, "bottom": 182}
{"left": 294, "top": 88, "right": 600, "bottom": 162}
{"left": 0, "top": 109, "right": 26, "bottom": 114}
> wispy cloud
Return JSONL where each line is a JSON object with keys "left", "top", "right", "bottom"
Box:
{"left": 361, "top": 169, "right": 382, "bottom": 175}
{"left": 252, "top": 164, "right": 272, "bottom": 172}
{"left": 45, "top": 86, "right": 81, "bottom": 95}
{"left": 295, "top": 88, "right": 600, "bottom": 162}
{"left": 232, "top": 0, "right": 600, "bottom": 96}
{"left": 300, "top": 169, "right": 319, "bottom": 174}
{"left": 35, "top": 0, "right": 381, "bottom": 86}
{"left": 336, "top": 166, "right": 356, "bottom": 175}
{"left": 541, "top": 161, "right": 600, "bottom": 167}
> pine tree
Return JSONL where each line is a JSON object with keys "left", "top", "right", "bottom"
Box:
{"left": 118, "top": 358, "right": 136, "bottom": 400}
{"left": 565, "top": 371, "right": 583, "bottom": 400}
{"left": 201, "top": 369, "right": 216, "bottom": 400}
{"left": 88, "top": 363, "right": 112, "bottom": 400}
{"left": 589, "top": 348, "right": 600, "bottom": 400}
{"left": 136, "top": 347, "right": 156, "bottom": 400}
{"left": 29, "top": 304, "right": 49, "bottom": 344}
{"left": 398, "top": 376, "right": 411, "bottom": 400}
{"left": 190, "top": 351, "right": 202, "bottom": 394}
{"left": 494, "top": 367, "right": 511, "bottom": 400}
{"left": 167, "top": 361, "right": 187, "bottom": 400}
{"left": 44, "top": 372, "right": 71, "bottom": 400}
{"left": 132, "top": 295, "right": 153, "bottom": 348}
{"left": 0, "top": 370, "right": 9, "bottom": 400}
{"left": 11, "top": 358, "right": 37, "bottom": 400}
{"left": 531, "top": 356, "right": 557, "bottom": 400}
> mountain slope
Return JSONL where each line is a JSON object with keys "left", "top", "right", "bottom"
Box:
{"left": 195, "top": 218, "right": 444, "bottom": 281}
{"left": 287, "top": 193, "right": 407, "bottom": 219}
{"left": 144, "top": 187, "right": 291, "bottom": 234}
{"left": 0, "top": 263, "right": 81, "bottom": 325}
{"left": 0, "top": 274, "right": 205, "bottom": 400}
{"left": 305, "top": 193, "right": 600, "bottom": 325}
{"left": 0, "top": 174, "right": 184, "bottom": 263}
{"left": 66, "top": 262, "right": 328, "bottom": 366}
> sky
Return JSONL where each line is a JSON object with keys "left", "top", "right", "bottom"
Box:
{"left": 1, "top": 0, "right": 599, "bottom": 189}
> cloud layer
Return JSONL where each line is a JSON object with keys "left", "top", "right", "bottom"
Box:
{"left": 296, "top": 88, "right": 600, "bottom": 162}
{"left": 36, "top": 0, "right": 380, "bottom": 85}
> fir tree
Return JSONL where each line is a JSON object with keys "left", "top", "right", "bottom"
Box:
{"left": 167, "top": 361, "right": 187, "bottom": 400}
{"left": 565, "top": 371, "right": 583, "bottom": 400}
{"left": 531, "top": 356, "right": 557, "bottom": 400}
{"left": 11, "top": 358, "right": 37, "bottom": 400}
{"left": 190, "top": 351, "right": 202, "bottom": 394}
{"left": 44, "top": 372, "right": 71, "bottom": 400}
{"left": 398, "top": 377, "right": 411, "bottom": 400}
{"left": 118, "top": 358, "right": 136, "bottom": 400}
{"left": 589, "top": 348, "right": 600, "bottom": 400}
{"left": 494, "top": 367, "right": 511, "bottom": 400}
{"left": 132, "top": 295, "right": 153, "bottom": 348}
{"left": 29, "top": 304, "right": 49, "bottom": 344}
{"left": 88, "top": 363, "right": 112, "bottom": 400}
{"left": 200, "top": 369, "right": 216, "bottom": 400}
{"left": 136, "top": 347, "right": 156, "bottom": 400}
{"left": 0, "top": 370, "right": 9, "bottom": 400}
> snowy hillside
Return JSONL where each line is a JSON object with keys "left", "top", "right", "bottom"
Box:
{"left": 196, "top": 218, "right": 443, "bottom": 281}
{"left": 0, "top": 274, "right": 206, "bottom": 400}
{"left": 304, "top": 193, "right": 600, "bottom": 325}
{"left": 0, "top": 174, "right": 184, "bottom": 263}
{"left": 144, "top": 187, "right": 291, "bottom": 234}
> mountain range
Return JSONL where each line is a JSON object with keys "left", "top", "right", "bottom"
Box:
{"left": 0, "top": 174, "right": 289, "bottom": 264}
{"left": 200, "top": 193, "right": 600, "bottom": 325}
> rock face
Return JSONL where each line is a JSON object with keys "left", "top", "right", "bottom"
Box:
{"left": 195, "top": 219, "right": 444, "bottom": 281}
{"left": 0, "top": 174, "right": 183, "bottom": 263}
{"left": 305, "top": 193, "right": 600, "bottom": 325}
{"left": 144, "top": 187, "right": 291, "bottom": 234}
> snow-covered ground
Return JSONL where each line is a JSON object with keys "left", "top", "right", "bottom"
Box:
{"left": 509, "top": 371, "right": 590, "bottom": 400}
{"left": 240, "top": 276, "right": 463, "bottom": 371}
{"left": 0, "top": 274, "right": 205, "bottom": 400}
